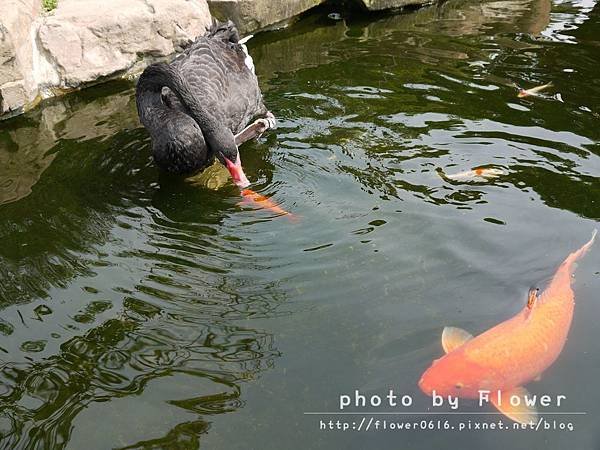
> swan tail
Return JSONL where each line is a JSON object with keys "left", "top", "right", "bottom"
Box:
{"left": 206, "top": 19, "right": 240, "bottom": 44}
{"left": 240, "top": 40, "right": 255, "bottom": 74}
{"left": 206, "top": 19, "right": 254, "bottom": 73}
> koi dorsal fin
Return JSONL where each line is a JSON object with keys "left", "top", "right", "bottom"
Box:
{"left": 523, "top": 288, "right": 540, "bottom": 321}
{"left": 442, "top": 327, "right": 473, "bottom": 353}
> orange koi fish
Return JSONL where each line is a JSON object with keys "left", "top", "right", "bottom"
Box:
{"left": 419, "top": 230, "right": 597, "bottom": 424}
{"left": 240, "top": 189, "right": 296, "bottom": 221}
{"left": 517, "top": 82, "right": 553, "bottom": 98}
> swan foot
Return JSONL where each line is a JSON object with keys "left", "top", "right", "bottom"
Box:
{"left": 234, "top": 112, "right": 277, "bottom": 146}
{"left": 253, "top": 112, "right": 277, "bottom": 138}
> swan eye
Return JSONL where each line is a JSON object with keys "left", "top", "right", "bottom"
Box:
{"left": 455, "top": 382, "right": 464, "bottom": 389}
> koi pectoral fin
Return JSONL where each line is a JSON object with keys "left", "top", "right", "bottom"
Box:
{"left": 441, "top": 327, "right": 474, "bottom": 353}
{"left": 237, "top": 198, "right": 253, "bottom": 208}
{"left": 491, "top": 387, "right": 538, "bottom": 425}
{"left": 286, "top": 213, "right": 301, "bottom": 224}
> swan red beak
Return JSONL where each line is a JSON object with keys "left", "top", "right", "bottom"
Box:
{"left": 224, "top": 155, "right": 250, "bottom": 188}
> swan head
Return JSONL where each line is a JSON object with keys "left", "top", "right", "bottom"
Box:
{"left": 221, "top": 151, "right": 250, "bottom": 189}
{"left": 211, "top": 129, "right": 250, "bottom": 189}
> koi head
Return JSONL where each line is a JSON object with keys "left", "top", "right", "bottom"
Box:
{"left": 517, "top": 89, "right": 528, "bottom": 98}
{"left": 418, "top": 353, "right": 493, "bottom": 398}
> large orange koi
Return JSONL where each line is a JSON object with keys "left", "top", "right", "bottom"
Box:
{"left": 419, "top": 230, "right": 596, "bottom": 423}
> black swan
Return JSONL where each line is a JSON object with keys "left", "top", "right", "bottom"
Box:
{"left": 135, "top": 21, "right": 275, "bottom": 188}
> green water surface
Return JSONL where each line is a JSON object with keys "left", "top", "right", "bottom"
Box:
{"left": 1, "top": 0, "right": 599, "bottom": 448}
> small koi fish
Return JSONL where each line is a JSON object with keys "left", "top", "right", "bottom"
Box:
{"left": 445, "top": 167, "right": 505, "bottom": 181}
{"left": 517, "top": 82, "right": 553, "bottom": 98}
{"left": 240, "top": 189, "right": 296, "bottom": 221}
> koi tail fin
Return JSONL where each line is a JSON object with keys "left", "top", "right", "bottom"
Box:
{"left": 559, "top": 229, "right": 597, "bottom": 276}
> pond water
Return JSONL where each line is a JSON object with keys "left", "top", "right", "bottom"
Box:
{"left": 1, "top": 0, "right": 599, "bottom": 448}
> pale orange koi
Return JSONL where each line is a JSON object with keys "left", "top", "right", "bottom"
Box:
{"left": 518, "top": 82, "right": 553, "bottom": 98}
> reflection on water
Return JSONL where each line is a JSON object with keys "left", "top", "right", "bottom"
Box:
{"left": 0, "top": 84, "right": 140, "bottom": 206}
{"left": 1, "top": 0, "right": 599, "bottom": 448}
{"left": 0, "top": 316, "right": 278, "bottom": 448}
{"left": 543, "top": 0, "right": 597, "bottom": 42}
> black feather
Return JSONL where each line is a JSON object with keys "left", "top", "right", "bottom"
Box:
{"left": 136, "top": 21, "right": 267, "bottom": 176}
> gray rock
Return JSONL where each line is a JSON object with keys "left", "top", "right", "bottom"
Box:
{"left": 0, "top": 81, "right": 28, "bottom": 113}
{"left": 1, "top": 0, "right": 212, "bottom": 119}
{"left": 38, "top": 0, "right": 213, "bottom": 87}
{"left": 208, "top": 0, "right": 325, "bottom": 35}
{"left": 0, "top": 0, "right": 41, "bottom": 116}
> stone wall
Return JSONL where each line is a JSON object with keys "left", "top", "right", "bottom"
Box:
{"left": 0, "top": 0, "right": 212, "bottom": 119}
{"left": 208, "top": 0, "right": 325, "bottom": 35}
{"left": 0, "top": 0, "right": 436, "bottom": 120}
{"left": 0, "top": 0, "right": 42, "bottom": 115}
